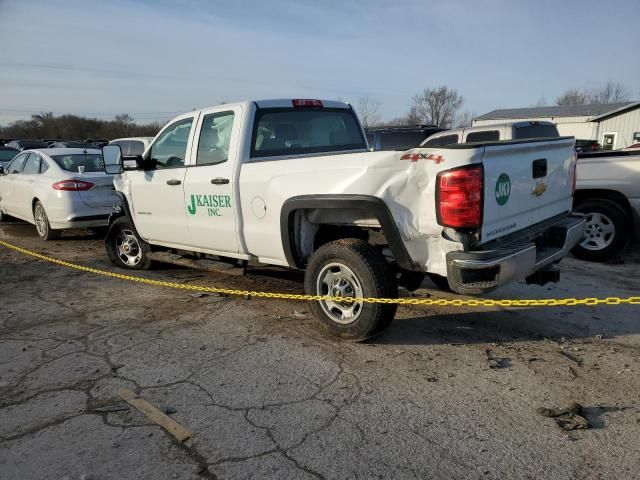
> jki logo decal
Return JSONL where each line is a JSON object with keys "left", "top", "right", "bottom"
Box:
{"left": 495, "top": 173, "right": 511, "bottom": 206}
{"left": 187, "top": 194, "right": 232, "bottom": 217}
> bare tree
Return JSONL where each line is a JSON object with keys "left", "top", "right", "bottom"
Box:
{"left": 455, "top": 111, "right": 476, "bottom": 128}
{"left": 411, "top": 86, "right": 464, "bottom": 127}
{"left": 532, "top": 97, "right": 548, "bottom": 107}
{"left": 355, "top": 95, "right": 381, "bottom": 128}
{"left": 32, "top": 112, "right": 57, "bottom": 138}
{"left": 556, "top": 82, "right": 630, "bottom": 106}
{"left": 591, "top": 81, "right": 630, "bottom": 104}
{"left": 556, "top": 89, "right": 591, "bottom": 106}
{"left": 114, "top": 113, "right": 135, "bottom": 136}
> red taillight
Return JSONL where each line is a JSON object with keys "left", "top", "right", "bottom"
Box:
{"left": 436, "top": 165, "right": 483, "bottom": 228}
{"left": 52, "top": 180, "right": 94, "bottom": 191}
{"left": 292, "top": 99, "right": 323, "bottom": 108}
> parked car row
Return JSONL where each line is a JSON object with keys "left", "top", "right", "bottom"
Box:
{"left": 3, "top": 139, "right": 109, "bottom": 151}
{"left": 0, "top": 136, "right": 154, "bottom": 238}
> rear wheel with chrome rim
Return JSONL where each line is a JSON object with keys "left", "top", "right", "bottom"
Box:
{"left": 571, "top": 199, "right": 630, "bottom": 262}
{"left": 304, "top": 239, "right": 397, "bottom": 341}
{"left": 33, "top": 201, "right": 60, "bottom": 240}
{"left": 105, "top": 217, "right": 152, "bottom": 269}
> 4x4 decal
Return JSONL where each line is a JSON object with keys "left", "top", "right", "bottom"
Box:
{"left": 187, "top": 194, "right": 232, "bottom": 217}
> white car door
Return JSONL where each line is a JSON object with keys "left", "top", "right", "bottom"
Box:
{"left": 0, "top": 153, "right": 29, "bottom": 217}
{"left": 126, "top": 115, "right": 196, "bottom": 246}
{"left": 184, "top": 106, "right": 241, "bottom": 253}
{"left": 12, "top": 153, "right": 41, "bottom": 219}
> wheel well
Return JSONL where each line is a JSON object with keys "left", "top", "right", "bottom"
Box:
{"left": 31, "top": 198, "right": 40, "bottom": 213}
{"left": 574, "top": 189, "right": 632, "bottom": 218}
{"left": 291, "top": 208, "right": 382, "bottom": 264}
{"left": 280, "top": 196, "right": 417, "bottom": 271}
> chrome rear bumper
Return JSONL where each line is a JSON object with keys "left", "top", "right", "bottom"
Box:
{"left": 446, "top": 213, "right": 586, "bottom": 294}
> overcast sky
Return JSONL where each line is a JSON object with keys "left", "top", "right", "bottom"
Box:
{"left": 0, "top": 0, "right": 638, "bottom": 126}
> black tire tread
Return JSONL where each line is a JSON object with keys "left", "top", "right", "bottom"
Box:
{"left": 105, "top": 217, "right": 152, "bottom": 270}
{"left": 304, "top": 238, "right": 397, "bottom": 341}
{"left": 571, "top": 198, "right": 630, "bottom": 262}
{"left": 34, "top": 201, "right": 60, "bottom": 241}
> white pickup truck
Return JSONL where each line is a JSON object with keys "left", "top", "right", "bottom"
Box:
{"left": 572, "top": 150, "right": 640, "bottom": 262}
{"left": 102, "top": 99, "right": 584, "bottom": 340}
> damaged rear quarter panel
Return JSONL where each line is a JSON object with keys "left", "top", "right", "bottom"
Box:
{"left": 239, "top": 148, "right": 483, "bottom": 273}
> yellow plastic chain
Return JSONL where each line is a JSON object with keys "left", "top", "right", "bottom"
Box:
{"left": 1, "top": 239, "right": 638, "bottom": 307}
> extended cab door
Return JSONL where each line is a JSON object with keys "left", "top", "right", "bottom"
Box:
{"left": 127, "top": 114, "right": 197, "bottom": 246}
{"left": 183, "top": 106, "right": 241, "bottom": 253}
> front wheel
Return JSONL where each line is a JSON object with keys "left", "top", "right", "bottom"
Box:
{"left": 571, "top": 199, "right": 630, "bottom": 262}
{"left": 304, "top": 239, "right": 397, "bottom": 341}
{"left": 105, "top": 217, "right": 152, "bottom": 270}
{"left": 33, "top": 201, "right": 60, "bottom": 240}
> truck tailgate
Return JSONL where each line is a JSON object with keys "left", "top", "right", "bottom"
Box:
{"left": 480, "top": 137, "right": 576, "bottom": 243}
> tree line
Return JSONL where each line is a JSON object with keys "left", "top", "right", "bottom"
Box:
{"left": 0, "top": 112, "right": 162, "bottom": 140}
{"left": 2, "top": 81, "right": 632, "bottom": 139}
{"left": 356, "top": 81, "right": 632, "bottom": 129}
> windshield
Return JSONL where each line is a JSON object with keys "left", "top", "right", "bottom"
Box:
{"left": 251, "top": 108, "right": 366, "bottom": 158}
{"left": 0, "top": 150, "right": 17, "bottom": 161}
{"left": 50, "top": 153, "right": 104, "bottom": 172}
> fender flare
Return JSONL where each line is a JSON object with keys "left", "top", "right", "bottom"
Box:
{"left": 105, "top": 191, "right": 145, "bottom": 242}
{"left": 280, "top": 194, "right": 417, "bottom": 271}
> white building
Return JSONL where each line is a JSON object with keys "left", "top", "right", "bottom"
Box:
{"left": 473, "top": 102, "right": 640, "bottom": 150}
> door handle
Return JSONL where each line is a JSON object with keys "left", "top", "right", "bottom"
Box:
{"left": 166, "top": 179, "right": 182, "bottom": 186}
{"left": 211, "top": 177, "right": 230, "bottom": 185}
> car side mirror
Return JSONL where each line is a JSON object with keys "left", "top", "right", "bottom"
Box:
{"left": 103, "top": 145, "right": 123, "bottom": 174}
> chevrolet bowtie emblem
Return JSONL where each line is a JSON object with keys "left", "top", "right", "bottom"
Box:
{"left": 532, "top": 182, "right": 547, "bottom": 196}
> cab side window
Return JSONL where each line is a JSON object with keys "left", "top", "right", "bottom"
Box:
{"left": 7, "top": 153, "right": 28, "bottom": 174}
{"left": 22, "top": 154, "right": 41, "bottom": 175}
{"left": 149, "top": 118, "right": 194, "bottom": 169}
{"left": 196, "top": 111, "right": 235, "bottom": 165}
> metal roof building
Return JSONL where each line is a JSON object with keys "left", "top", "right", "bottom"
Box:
{"left": 473, "top": 102, "right": 640, "bottom": 150}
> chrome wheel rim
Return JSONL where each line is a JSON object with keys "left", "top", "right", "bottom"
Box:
{"left": 115, "top": 229, "right": 143, "bottom": 266}
{"left": 34, "top": 204, "right": 47, "bottom": 237}
{"left": 580, "top": 212, "right": 615, "bottom": 251}
{"left": 316, "top": 262, "right": 364, "bottom": 324}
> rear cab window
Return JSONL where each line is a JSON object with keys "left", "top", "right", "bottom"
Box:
{"left": 251, "top": 108, "right": 366, "bottom": 158}
{"left": 514, "top": 124, "right": 559, "bottom": 139}
{"left": 379, "top": 131, "right": 427, "bottom": 150}
{"left": 465, "top": 130, "right": 500, "bottom": 143}
{"left": 423, "top": 134, "right": 460, "bottom": 147}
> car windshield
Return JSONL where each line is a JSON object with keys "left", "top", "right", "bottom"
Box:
{"left": 0, "top": 150, "right": 17, "bottom": 161}
{"left": 50, "top": 153, "right": 104, "bottom": 172}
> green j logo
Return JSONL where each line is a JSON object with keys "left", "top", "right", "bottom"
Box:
{"left": 187, "top": 195, "right": 197, "bottom": 215}
{"left": 495, "top": 173, "right": 511, "bottom": 206}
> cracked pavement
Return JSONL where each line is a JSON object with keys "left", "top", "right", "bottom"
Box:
{"left": 1, "top": 222, "right": 640, "bottom": 479}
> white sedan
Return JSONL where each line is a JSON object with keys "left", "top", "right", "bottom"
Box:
{"left": 0, "top": 148, "right": 119, "bottom": 240}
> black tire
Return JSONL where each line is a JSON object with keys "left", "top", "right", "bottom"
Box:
{"left": 571, "top": 199, "right": 631, "bottom": 262}
{"left": 105, "top": 217, "right": 152, "bottom": 270}
{"left": 33, "top": 201, "right": 60, "bottom": 240}
{"left": 398, "top": 271, "right": 426, "bottom": 292}
{"left": 304, "top": 239, "right": 397, "bottom": 341}
{"left": 428, "top": 273, "right": 452, "bottom": 292}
